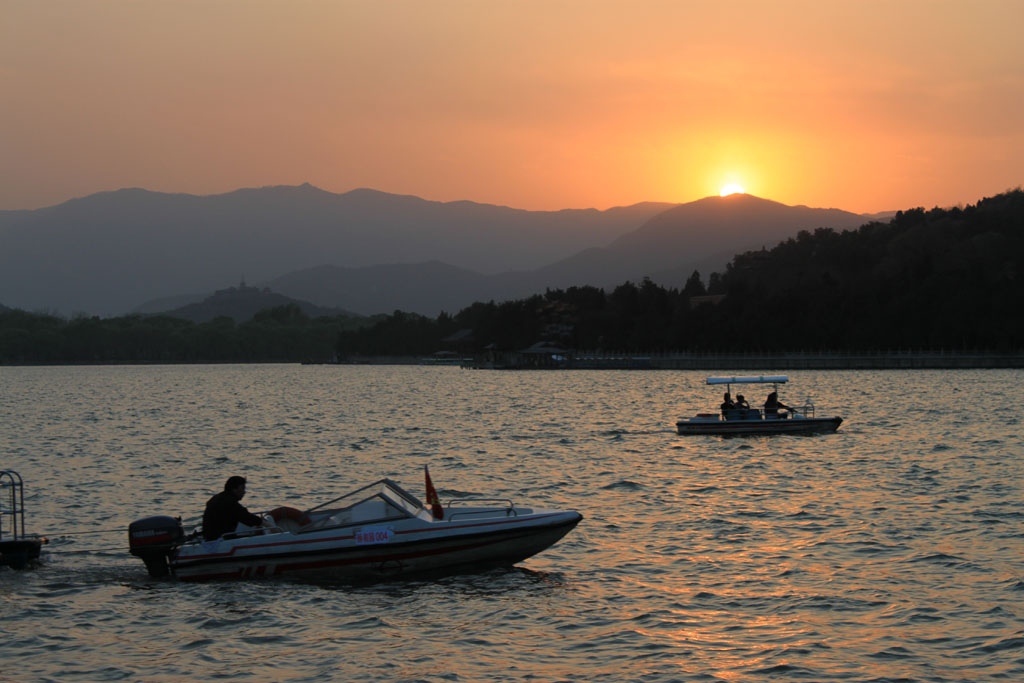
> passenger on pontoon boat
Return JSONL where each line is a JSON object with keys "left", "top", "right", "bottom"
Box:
{"left": 763, "top": 391, "right": 791, "bottom": 418}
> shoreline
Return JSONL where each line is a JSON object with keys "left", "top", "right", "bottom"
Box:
{"left": 458, "top": 351, "right": 1024, "bottom": 370}
{"left": 3, "top": 352, "right": 1022, "bottom": 370}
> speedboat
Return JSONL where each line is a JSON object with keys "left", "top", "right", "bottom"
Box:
{"left": 129, "top": 471, "right": 582, "bottom": 582}
{"left": 676, "top": 375, "right": 842, "bottom": 436}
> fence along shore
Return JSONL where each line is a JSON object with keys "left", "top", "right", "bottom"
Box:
{"left": 330, "top": 350, "right": 1024, "bottom": 369}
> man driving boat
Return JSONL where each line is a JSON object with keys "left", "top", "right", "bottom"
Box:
{"left": 202, "top": 476, "right": 267, "bottom": 540}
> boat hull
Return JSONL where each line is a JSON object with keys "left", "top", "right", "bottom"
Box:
{"left": 676, "top": 416, "right": 843, "bottom": 436}
{"left": 169, "top": 510, "right": 582, "bottom": 582}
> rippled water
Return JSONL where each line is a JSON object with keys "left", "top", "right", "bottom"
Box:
{"left": 2, "top": 365, "right": 1022, "bottom": 681}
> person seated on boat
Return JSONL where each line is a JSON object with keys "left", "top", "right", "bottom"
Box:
{"left": 763, "top": 391, "right": 791, "bottom": 419}
{"left": 734, "top": 394, "right": 751, "bottom": 416}
{"left": 202, "top": 476, "right": 269, "bottom": 541}
{"left": 720, "top": 392, "right": 735, "bottom": 415}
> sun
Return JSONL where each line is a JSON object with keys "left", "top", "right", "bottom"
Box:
{"left": 720, "top": 183, "right": 745, "bottom": 197}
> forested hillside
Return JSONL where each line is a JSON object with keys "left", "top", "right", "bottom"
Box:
{"left": 699, "top": 189, "right": 1024, "bottom": 350}
{"left": 336, "top": 190, "right": 1024, "bottom": 355}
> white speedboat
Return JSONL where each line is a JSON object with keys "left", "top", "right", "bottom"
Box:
{"left": 129, "top": 474, "right": 582, "bottom": 582}
{"left": 676, "top": 375, "right": 842, "bottom": 436}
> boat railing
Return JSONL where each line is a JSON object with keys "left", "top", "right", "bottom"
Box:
{"left": 220, "top": 527, "right": 276, "bottom": 540}
{"left": 787, "top": 404, "right": 816, "bottom": 418}
{"left": 1, "top": 470, "right": 28, "bottom": 541}
{"left": 445, "top": 498, "right": 518, "bottom": 521}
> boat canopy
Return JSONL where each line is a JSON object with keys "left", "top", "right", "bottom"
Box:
{"left": 706, "top": 375, "right": 789, "bottom": 385}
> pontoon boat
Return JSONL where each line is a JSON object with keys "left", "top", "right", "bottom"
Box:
{"left": 676, "top": 375, "right": 842, "bottom": 435}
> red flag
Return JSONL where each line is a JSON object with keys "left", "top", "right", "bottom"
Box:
{"left": 424, "top": 465, "right": 444, "bottom": 519}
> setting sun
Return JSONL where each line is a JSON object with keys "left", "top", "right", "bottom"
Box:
{"left": 720, "top": 183, "right": 745, "bottom": 197}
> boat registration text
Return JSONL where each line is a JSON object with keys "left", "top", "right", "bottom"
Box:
{"left": 354, "top": 526, "right": 394, "bottom": 545}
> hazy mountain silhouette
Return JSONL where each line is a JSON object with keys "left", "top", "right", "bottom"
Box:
{"left": 0, "top": 184, "right": 672, "bottom": 316}
{"left": 157, "top": 281, "right": 355, "bottom": 323}
{"left": 516, "top": 194, "right": 870, "bottom": 291}
{"left": 264, "top": 262, "right": 500, "bottom": 317}
{"left": 264, "top": 194, "right": 875, "bottom": 315}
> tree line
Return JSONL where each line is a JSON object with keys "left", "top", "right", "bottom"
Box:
{"left": 0, "top": 305, "right": 371, "bottom": 363}
{"left": 2, "top": 189, "right": 1021, "bottom": 364}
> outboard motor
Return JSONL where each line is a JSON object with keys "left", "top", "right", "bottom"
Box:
{"left": 128, "top": 516, "right": 185, "bottom": 578}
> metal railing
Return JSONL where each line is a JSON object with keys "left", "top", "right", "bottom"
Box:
{"left": 1, "top": 470, "right": 28, "bottom": 541}
{"left": 445, "top": 498, "right": 518, "bottom": 521}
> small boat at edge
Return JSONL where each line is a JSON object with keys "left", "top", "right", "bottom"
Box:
{"left": 1, "top": 470, "right": 47, "bottom": 570}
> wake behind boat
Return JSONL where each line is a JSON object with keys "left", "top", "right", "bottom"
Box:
{"left": 129, "top": 470, "right": 582, "bottom": 582}
{"left": 676, "top": 375, "right": 843, "bottom": 436}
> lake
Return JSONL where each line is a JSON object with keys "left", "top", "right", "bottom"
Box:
{"left": 2, "top": 365, "right": 1022, "bottom": 681}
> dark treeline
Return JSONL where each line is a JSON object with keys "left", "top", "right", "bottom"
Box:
{"left": 336, "top": 189, "right": 1024, "bottom": 356}
{"left": 705, "top": 190, "right": 1024, "bottom": 351}
{"left": 0, "top": 305, "right": 371, "bottom": 363}
{"left": 3, "top": 190, "right": 1021, "bottom": 364}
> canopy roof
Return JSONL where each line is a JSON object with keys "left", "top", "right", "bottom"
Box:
{"left": 706, "top": 375, "right": 789, "bottom": 385}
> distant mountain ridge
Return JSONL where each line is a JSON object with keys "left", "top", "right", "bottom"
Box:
{"left": 261, "top": 194, "right": 874, "bottom": 315}
{"left": 0, "top": 184, "right": 673, "bottom": 316}
{"left": 1, "top": 184, "right": 881, "bottom": 317}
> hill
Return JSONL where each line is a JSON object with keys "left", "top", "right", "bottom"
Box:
{"left": 159, "top": 282, "right": 357, "bottom": 323}
{"left": 706, "top": 191, "right": 1024, "bottom": 350}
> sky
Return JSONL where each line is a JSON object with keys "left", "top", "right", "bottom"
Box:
{"left": 2, "top": 0, "right": 1022, "bottom": 214}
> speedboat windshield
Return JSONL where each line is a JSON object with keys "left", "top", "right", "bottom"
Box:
{"left": 306, "top": 478, "right": 426, "bottom": 519}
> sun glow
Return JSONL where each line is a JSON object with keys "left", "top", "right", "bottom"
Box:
{"left": 720, "top": 183, "right": 745, "bottom": 196}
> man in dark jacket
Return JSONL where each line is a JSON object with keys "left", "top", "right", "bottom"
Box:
{"left": 203, "top": 476, "right": 264, "bottom": 541}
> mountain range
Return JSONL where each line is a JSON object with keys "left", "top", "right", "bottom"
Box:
{"left": 0, "top": 185, "right": 882, "bottom": 318}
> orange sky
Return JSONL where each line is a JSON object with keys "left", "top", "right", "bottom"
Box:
{"left": 2, "top": 0, "right": 1022, "bottom": 213}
